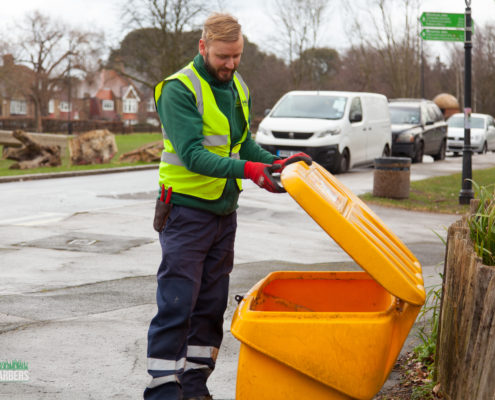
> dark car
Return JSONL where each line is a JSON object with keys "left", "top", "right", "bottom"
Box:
{"left": 388, "top": 99, "right": 448, "bottom": 163}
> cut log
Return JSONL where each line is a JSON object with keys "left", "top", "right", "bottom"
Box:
{"left": 119, "top": 140, "right": 163, "bottom": 163}
{"left": 69, "top": 129, "right": 117, "bottom": 165}
{"left": 4, "top": 130, "right": 61, "bottom": 169}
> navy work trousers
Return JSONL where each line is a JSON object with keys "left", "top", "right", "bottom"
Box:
{"left": 144, "top": 205, "right": 237, "bottom": 400}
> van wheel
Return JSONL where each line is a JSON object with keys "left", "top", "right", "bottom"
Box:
{"left": 433, "top": 140, "right": 446, "bottom": 161}
{"left": 382, "top": 144, "right": 391, "bottom": 157}
{"left": 478, "top": 142, "right": 488, "bottom": 154}
{"left": 412, "top": 140, "right": 424, "bottom": 163}
{"left": 336, "top": 149, "right": 350, "bottom": 174}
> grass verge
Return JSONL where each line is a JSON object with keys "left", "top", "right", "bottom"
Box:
{"left": 360, "top": 167, "right": 495, "bottom": 214}
{"left": 0, "top": 132, "right": 162, "bottom": 177}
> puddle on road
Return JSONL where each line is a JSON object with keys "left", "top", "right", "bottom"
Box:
{"left": 15, "top": 232, "right": 153, "bottom": 254}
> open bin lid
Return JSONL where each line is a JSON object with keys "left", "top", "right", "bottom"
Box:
{"left": 281, "top": 162, "right": 426, "bottom": 306}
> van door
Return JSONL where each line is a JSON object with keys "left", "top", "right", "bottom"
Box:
{"left": 363, "top": 95, "right": 389, "bottom": 161}
{"left": 347, "top": 96, "right": 366, "bottom": 165}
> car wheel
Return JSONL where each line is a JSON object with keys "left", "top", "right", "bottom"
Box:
{"left": 478, "top": 142, "right": 488, "bottom": 154}
{"left": 453, "top": 151, "right": 460, "bottom": 156}
{"left": 336, "top": 149, "right": 350, "bottom": 174}
{"left": 381, "top": 144, "right": 391, "bottom": 157}
{"left": 412, "top": 140, "right": 424, "bottom": 163}
{"left": 433, "top": 140, "right": 446, "bottom": 161}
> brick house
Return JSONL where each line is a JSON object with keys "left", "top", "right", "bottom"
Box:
{"left": 0, "top": 54, "right": 35, "bottom": 119}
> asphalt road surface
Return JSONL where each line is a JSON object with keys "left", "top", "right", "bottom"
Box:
{"left": 0, "top": 152, "right": 493, "bottom": 399}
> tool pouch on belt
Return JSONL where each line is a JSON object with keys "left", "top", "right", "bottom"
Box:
{"left": 153, "top": 199, "right": 172, "bottom": 232}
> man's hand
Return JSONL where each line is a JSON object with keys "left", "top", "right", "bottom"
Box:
{"left": 273, "top": 152, "right": 312, "bottom": 172}
{"left": 244, "top": 161, "right": 285, "bottom": 193}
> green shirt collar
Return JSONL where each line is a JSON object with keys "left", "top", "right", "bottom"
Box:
{"left": 193, "top": 53, "right": 233, "bottom": 89}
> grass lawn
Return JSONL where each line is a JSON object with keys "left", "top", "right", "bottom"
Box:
{"left": 360, "top": 167, "right": 495, "bottom": 215}
{"left": 0, "top": 132, "right": 162, "bottom": 177}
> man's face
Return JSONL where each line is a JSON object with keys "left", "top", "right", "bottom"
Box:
{"left": 199, "top": 35, "right": 244, "bottom": 83}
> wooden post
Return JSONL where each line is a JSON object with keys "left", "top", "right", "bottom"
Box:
{"left": 436, "top": 202, "right": 495, "bottom": 399}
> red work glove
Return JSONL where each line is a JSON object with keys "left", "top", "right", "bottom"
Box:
{"left": 273, "top": 152, "right": 312, "bottom": 172}
{"left": 244, "top": 161, "right": 285, "bottom": 193}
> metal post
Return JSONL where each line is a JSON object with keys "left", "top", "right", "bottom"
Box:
{"left": 420, "top": 37, "right": 425, "bottom": 99}
{"left": 459, "top": 2, "right": 473, "bottom": 204}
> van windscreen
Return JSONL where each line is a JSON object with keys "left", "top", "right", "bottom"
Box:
{"left": 271, "top": 95, "right": 347, "bottom": 120}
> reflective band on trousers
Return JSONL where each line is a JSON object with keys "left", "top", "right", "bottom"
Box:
{"left": 147, "top": 374, "right": 178, "bottom": 389}
{"left": 187, "top": 345, "right": 219, "bottom": 360}
{"left": 147, "top": 357, "right": 186, "bottom": 371}
{"left": 161, "top": 152, "right": 239, "bottom": 165}
{"left": 184, "top": 361, "right": 213, "bottom": 375}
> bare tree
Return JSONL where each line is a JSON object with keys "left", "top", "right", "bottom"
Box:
{"left": 271, "top": 0, "right": 331, "bottom": 87}
{"left": 472, "top": 23, "right": 495, "bottom": 114}
{"left": 14, "top": 11, "right": 103, "bottom": 131}
{"left": 342, "top": 0, "right": 422, "bottom": 98}
{"left": 115, "top": 0, "right": 208, "bottom": 86}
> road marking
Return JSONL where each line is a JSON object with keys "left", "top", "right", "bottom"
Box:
{"left": 0, "top": 213, "right": 67, "bottom": 226}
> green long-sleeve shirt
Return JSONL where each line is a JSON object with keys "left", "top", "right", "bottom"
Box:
{"left": 156, "top": 53, "right": 275, "bottom": 215}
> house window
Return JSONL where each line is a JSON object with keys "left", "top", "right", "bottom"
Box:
{"left": 102, "top": 100, "right": 114, "bottom": 111}
{"left": 10, "top": 100, "right": 27, "bottom": 115}
{"left": 123, "top": 99, "right": 138, "bottom": 114}
{"left": 48, "top": 100, "right": 54, "bottom": 114}
{"left": 59, "top": 101, "right": 72, "bottom": 112}
{"left": 147, "top": 98, "right": 155, "bottom": 112}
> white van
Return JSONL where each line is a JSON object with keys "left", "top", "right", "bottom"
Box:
{"left": 255, "top": 91, "right": 392, "bottom": 173}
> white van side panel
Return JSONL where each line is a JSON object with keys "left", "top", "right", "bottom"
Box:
{"left": 362, "top": 95, "right": 392, "bottom": 161}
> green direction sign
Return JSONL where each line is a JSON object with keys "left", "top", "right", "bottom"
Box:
{"left": 420, "top": 29, "right": 465, "bottom": 42}
{"left": 420, "top": 12, "right": 465, "bottom": 28}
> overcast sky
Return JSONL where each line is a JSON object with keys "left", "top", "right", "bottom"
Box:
{"left": 1, "top": 0, "right": 494, "bottom": 61}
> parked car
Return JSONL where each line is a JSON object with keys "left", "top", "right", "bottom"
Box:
{"left": 255, "top": 91, "right": 392, "bottom": 173}
{"left": 446, "top": 113, "right": 495, "bottom": 155}
{"left": 388, "top": 99, "right": 448, "bottom": 163}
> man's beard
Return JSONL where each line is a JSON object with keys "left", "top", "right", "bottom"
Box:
{"left": 204, "top": 52, "right": 235, "bottom": 83}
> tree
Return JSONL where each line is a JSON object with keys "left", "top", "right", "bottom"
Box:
{"left": 237, "top": 38, "right": 291, "bottom": 127}
{"left": 342, "top": 0, "right": 422, "bottom": 98}
{"left": 472, "top": 23, "right": 495, "bottom": 114}
{"left": 290, "top": 47, "right": 341, "bottom": 90}
{"left": 113, "top": 0, "right": 208, "bottom": 87}
{"left": 14, "top": 11, "right": 102, "bottom": 132}
{"left": 271, "top": 0, "right": 331, "bottom": 87}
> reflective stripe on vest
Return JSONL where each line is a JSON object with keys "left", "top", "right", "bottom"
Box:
{"left": 155, "top": 62, "right": 250, "bottom": 201}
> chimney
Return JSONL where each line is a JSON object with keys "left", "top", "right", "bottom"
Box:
{"left": 2, "top": 54, "right": 14, "bottom": 68}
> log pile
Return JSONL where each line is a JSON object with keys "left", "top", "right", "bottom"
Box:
{"left": 69, "top": 129, "right": 117, "bottom": 165}
{"left": 436, "top": 202, "right": 495, "bottom": 399}
{"left": 119, "top": 140, "right": 163, "bottom": 163}
{"left": 3, "top": 129, "right": 61, "bottom": 169}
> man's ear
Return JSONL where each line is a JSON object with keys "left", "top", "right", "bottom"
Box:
{"left": 199, "top": 39, "right": 206, "bottom": 57}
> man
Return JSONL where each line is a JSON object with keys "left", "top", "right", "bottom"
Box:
{"left": 145, "top": 13, "right": 311, "bottom": 400}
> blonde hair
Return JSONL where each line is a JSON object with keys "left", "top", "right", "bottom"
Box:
{"left": 202, "top": 13, "right": 242, "bottom": 43}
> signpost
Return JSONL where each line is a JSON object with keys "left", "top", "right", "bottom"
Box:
{"left": 420, "top": 12, "right": 465, "bottom": 28}
{"left": 420, "top": 29, "right": 464, "bottom": 42}
{"left": 419, "top": 3, "right": 474, "bottom": 204}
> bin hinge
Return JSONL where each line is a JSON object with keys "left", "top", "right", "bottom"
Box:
{"left": 396, "top": 298, "right": 405, "bottom": 312}
{"left": 234, "top": 294, "right": 244, "bottom": 304}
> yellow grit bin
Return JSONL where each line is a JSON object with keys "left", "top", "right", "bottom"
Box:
{"left": 231, "top": 161, "right": 426, "bottom": 400}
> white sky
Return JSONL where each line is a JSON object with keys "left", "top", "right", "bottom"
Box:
{"left": 1, "top": 0, "right": 494, "bottom": 62}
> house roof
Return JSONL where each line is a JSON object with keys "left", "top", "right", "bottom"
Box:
{"left": 95, "top": 88, "right": 115, "bottom": 101}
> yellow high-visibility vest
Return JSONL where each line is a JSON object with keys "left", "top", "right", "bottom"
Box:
{"left": 154, "top": 62, "right": 250, "bottom": 200}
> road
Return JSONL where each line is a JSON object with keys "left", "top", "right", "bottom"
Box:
{"left": 0, "top": 152, "right": 493, "bottom": 399}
